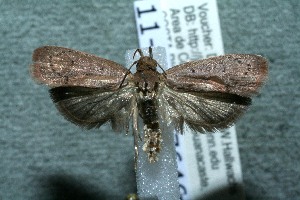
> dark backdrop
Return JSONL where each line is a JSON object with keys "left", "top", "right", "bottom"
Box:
{"left": 1, "top": 1, "right": 299, "bottom": 199}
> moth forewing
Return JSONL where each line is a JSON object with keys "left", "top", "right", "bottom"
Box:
{"left": 164, "top": 54, "right": 268, "bottom": 97}
{"left": 31, "top": 46, "right": 130, "bottom": 90}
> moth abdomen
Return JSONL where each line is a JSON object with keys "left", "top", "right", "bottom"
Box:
{"left": 142, "top": 123, "right": 162, "bottom": 163}
{"left": 138, "top": 97, "right": 162, "bottom": 162}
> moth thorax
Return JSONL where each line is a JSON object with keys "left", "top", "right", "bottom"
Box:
{"left": 142, "top": 124, "right": 162, "bottom": 163}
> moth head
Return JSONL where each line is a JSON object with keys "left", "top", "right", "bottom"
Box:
{"left": 134, "top": 47, "right": 158, "bottom": 71}
{"left": 137, "top": 56, "right": 158, "bottom": 71}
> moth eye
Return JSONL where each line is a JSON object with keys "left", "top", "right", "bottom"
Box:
{"left": 191, "top": 68, "right": 195, "bottom": 73}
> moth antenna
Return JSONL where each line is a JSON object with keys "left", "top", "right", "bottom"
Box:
{"left": 119, "top": 60, "right": 137, "bottom": 88}
{"left": 149, "top": 46, "right": 153, "bottom": 58}
{"left": 148, "top": 47, "right": 165, "bottom": 75}
{"left": 133, "top": 49, "right": 143, "bottom": 59}
{"left": 157, "top": 63, "right": 167, "bottom": 77}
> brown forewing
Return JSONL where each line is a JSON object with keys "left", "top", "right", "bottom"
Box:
{"left": 31, "top": 46, "right": 132, "bottom": 90}
{"left": 164, "top": 54, "right": 268, "bottom": 97}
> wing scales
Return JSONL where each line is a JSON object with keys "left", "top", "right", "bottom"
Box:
{"left": 50, "top": 86, "right": 135, "bottom": 131}
{"left": 31, "top": 46, "right": 131, "bottom": 90}
{"left": 31, "top": 47, "right": 268, "bottom": 135}
{"left": 160, "top": 54, "right": 267, "bottom": 133}
{"left": 165, "top": 54, "right": 268, "bottom": 97}
{"left": 158, "top": 84, "right": 251, "bottom": 133}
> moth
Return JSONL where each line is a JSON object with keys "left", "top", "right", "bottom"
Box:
{"left": 31, "top": 46, "right": 268, "bottom": 163}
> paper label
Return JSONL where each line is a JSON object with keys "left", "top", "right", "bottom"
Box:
{"left": 134, "top": 0, "right": 245, "bottom": 199}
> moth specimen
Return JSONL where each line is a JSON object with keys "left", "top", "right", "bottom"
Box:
{"left": 31, "top": 46, "right": 268, "bottom": 163}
